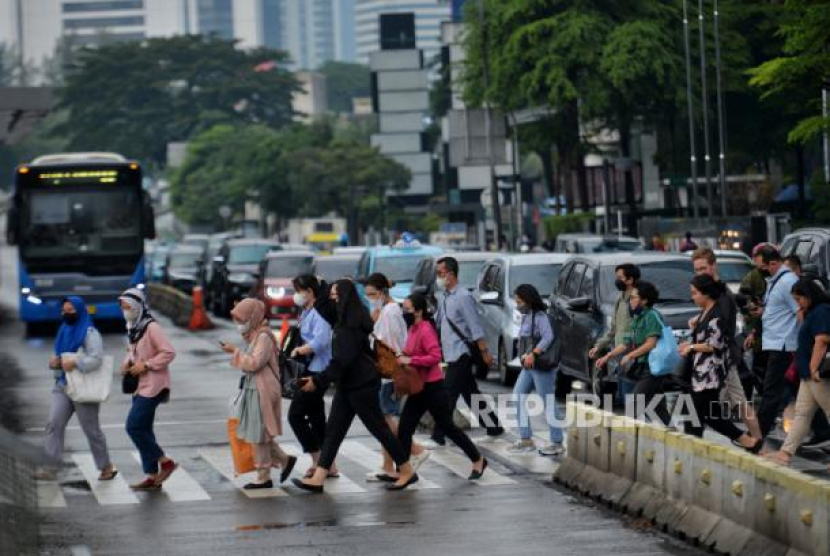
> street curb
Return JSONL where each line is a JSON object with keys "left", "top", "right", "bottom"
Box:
{"left": 554, "top": 402, "right": 830, "bottom": 556}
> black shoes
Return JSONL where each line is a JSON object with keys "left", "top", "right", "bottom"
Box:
{"left": 486, "top": 427, "right": 505, "bottom": 437}
{"left": 292, "top": 478, "right": 324, "bottom": 494}
{"left": 468, "top": 458, "right": 488, "bottom": 481}
{"left": 243, "top": 480, "right": 273, "bottom": 490}
{"left": 280, "top": 456, "right": 297, "bottom": 484}
{"left": 385, "top": 474, "right": 419, "bottom": 491}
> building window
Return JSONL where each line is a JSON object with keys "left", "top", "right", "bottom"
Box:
{"left": 62, "top": 1, "right": 144, "bottom": 13}
{"left": 197, "top": 0, "right": 233, "bottom": 40}
{"left": 63, "top": 16, "right": 145, "bottom": 29}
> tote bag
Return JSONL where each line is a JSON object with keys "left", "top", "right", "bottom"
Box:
{"left": 63, "top": 352, "right": 114, "bottom": 403}
{"left": 647, "top": 314, "right": 681, "bottom": 377}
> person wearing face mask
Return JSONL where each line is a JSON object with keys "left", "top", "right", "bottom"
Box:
{"left": 395, "top": 293, "right": 487, "bottom": 480}
{"left": 619, "top": 281, "right": 672, "bottom": 425}
{"left": 591, "top": 264, "right": 640, "bottom": 402}
{"left": 752, "top": 245, "right": 801, "bottom": 442}
{"left": 286, "top": 274, "right": 337, "bottom": 479}
{"left": 509, "top": 285, "right": 566, "bottom": 456}
{"left": 293, "top": 280, "right": 419, "bottom": 492}
{"left": 41, "top": 297, "right": 117, "bottom": 481}
{"left": 221, "top": 298, "right": 297, "bottom": 489}
{"left": 119, "top": 288, "right": 178, "bottom": 490}
{"left": 363, "top": 273, "right": 429, "bottom": 481}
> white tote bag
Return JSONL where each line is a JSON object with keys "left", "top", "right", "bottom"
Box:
{"left": 62, "top": 352, "right": 114, "bottom": 403}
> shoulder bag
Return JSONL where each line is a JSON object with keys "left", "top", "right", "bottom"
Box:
{"left": 442, "top": 298, "right": 489, "bottom": 374}
{"left": 63, "top": 351, "right": 114, "bottom": 403}
{"left": 524, "top": 311, "right": 560, "bottom": 371}
{"left": 647, "top": 311, "right": 681, "bottom": 377}
{"left": 373, "top": 336, "right": 399, "bottom": 380}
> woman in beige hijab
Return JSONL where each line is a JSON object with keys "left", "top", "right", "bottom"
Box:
{"left": 222, "top": 298, "right": 297, "bottom": 489}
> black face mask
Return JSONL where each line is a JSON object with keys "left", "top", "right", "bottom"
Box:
{"left": 403, "top": 312, "right": 415, "bottom": 328}
{"left": 62, "top": 313, "right": 78, "bottom": 325}
{"left": 614, "top": 279, "right": 627, "bottom": 292}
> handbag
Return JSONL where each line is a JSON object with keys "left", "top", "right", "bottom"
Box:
{"left": 519, "top": 312, "right": 560, "bottom": 371}
{"left": 393, "top": 364, "right": 424, "bottom": 397}
{"left": 278, "top": 324, "right": 307, "bottom": 399}
{"left": 63, "top": 352, "right": 114, "bottom": 403}
{"left": 227, "top": 417, "right": 255, "bottom": 476}
{"left": 374, "top": 337, "right": 399, "bottom": 380}
{"left": 647, "top": 312, "right": 681, "bottom": 377}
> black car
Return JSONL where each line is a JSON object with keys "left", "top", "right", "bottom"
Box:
{"left": 210, "top": 238, "right": 281, "bottom": 316}
{"left": 548, "top": 253, "right": 698, "bottom": 397}
{"left": 163, "top": 245, "right": 205, "bottom": 294}
{"left": 781, "top": 228, "right": 830, "bottom": 287}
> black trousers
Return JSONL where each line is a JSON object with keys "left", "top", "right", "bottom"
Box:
{"left": 288, "top": 380, "right": 327, "bottom": 454}
{"left": 433, "top": 355, "right": 501, "bottom": 443}
{"left": 318, "top": 382, "right": 407, "bottom": 470}
{"left": 757, "top": 350, "right": 793, "bottom": 437}
{"left": 631, "top": 374, "right": 672, "bottom": 426}
{"left": 686, "top": 388, "right": 743, "bottom": 441}
{"left": 399, "top": 380, "right": 481, "bottom": 463}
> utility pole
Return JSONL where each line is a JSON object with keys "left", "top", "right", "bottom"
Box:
{"left": 698, "top": 0, "right": 714, "bottom": 219}
{"left": 478, "top": 0, "right": 503, "bottom": 250}
{"left": 713, "top": 0, "right": 728, "bottom": 217}
{"left": 682, "top": 0, "right": 700, "bottom": 220}
{"left": 823, "top": 87, "right": 829, "bottom": 184}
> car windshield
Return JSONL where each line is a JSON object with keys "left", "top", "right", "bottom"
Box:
{"left": 265, "top": 256, "right": 314, "bottom": 278}
{"left": 600, "top": 260, "right": 695, "bottom": 303}
{"left": 228, "top": 244, "right": 277, "bottom": 265}
{"left": 374, "top": 255, "right": 427, "bottom": 283}
{"left": 458, "top": 260, "right": 486, "bottom": 290}
{"left": 509, "top": 264, "right": 563, "bottom": 296}
{"left": 718, "top": 261, "right": 753, "bottom": 283}
{"left": 582, "top": 239, "right": 642, "bottom": 253}
{"left": 169, "top": 253, "right": 202, "bottom": 268}
{"left": 315, "top": 258, "right": 359, "bottom": 281}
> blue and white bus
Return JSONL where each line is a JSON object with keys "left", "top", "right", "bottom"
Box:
{"left": 5, "top": 153, "right": 155, "bottom": 331}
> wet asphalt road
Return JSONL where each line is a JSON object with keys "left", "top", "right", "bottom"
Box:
{"left": 0, "top": 245, "right": 707, "bottom": 556}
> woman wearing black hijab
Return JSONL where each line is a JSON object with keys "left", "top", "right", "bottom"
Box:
{"left": 292, "top": 279, "right": 418, "bottom": 492}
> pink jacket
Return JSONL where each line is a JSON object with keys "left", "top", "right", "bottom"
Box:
{"left": 403, "top": 320, "right": 444, "bottom": 383}
{"left": 123, "top": 322, "right": 176, "bottom": 399}
{"left": 231, "top": 331, "right": 283, "bottom": 438}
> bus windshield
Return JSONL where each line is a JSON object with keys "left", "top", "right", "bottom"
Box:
{"left": 20, "top": 187, "right": 142, "bottom": 260}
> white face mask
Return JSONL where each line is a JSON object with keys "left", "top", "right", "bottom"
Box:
{"left": 123, "top": 308, "right": 139, "bottom": 322}
{"left": 236, "top": 323, "right": 250, "bottom": 335}
{"left": 293, "top": 292, "right": 307, "bottom": 307}
{"left": 435, "top": 277, "right": 447, "bottom": 291}
{"left": 370, "top": 297, "right": 384, "bottom": 310}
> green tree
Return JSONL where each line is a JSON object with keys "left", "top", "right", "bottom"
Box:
{"left": 318, "top": 61, "right": 371, "bottom": 114}
{"left": 56, "top": 35, "right": 300, "bottom": 169}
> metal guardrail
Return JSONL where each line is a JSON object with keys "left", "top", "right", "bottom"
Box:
{"left": 0, "top": 428, "right": 43, "bottom": 556}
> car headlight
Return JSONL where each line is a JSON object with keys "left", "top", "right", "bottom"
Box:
{"left": 512, "top": 308, "right": 523, "bottom": 327}
{"left": 266, "top": 286, "right": 287, "bottom": 299}
{"left": 228, "top": 273, "right": 254, "bottom": 284}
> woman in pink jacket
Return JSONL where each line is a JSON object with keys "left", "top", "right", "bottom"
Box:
{"left": 222, "top": 298, "right": 297, "bottom": 489}
{"left": 395, "top": 293, "right": 487, "bottom": 481}
{"left": 119, "top": 288, "right": 178, "bottom": 491}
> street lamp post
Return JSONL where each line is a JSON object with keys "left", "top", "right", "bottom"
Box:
{"left": 713, "top": 0, "right": 728, "bottom": 217}
{"left": 478, "top": 0, "right": 503, "bottom": 250}
{"left": 698, "top": 0, "right": 714, "bottom": 219}
{"left": 682, "top": 0, "right": 700, "bottom": 220}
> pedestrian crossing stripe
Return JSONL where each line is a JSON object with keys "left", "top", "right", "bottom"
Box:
{"left": 338, "top": 440, "right": 441, "bottom": 490}
{"left": 197, "top": 446, "right": 291, "bottom": 499}
{"left": 130, "top": 453, "right": 211, "bottom": 502}
{"left": 72, "top": 453, "right": 139, "bottom": 505}
{"left": 37, "top": 480, "right": 67, "bottom": 509}
{"left": 424, "top": 444, "right": 517, "bottom": 486}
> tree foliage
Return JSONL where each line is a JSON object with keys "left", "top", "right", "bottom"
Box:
{"left": 318, "top": 61, "right": 371, "bottom": 114}
{"left": 56, "top": 35, "right": 299, "bottom": 168}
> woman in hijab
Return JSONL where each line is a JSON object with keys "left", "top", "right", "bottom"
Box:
{"left": 119, "top": 287, "right": 177, "bottom": 491}
{"left": 221, "top": 298, "right": 297, "bottom": 489}
{"left": 292, "top": 279, "right": 418, "bottom": 493}
{"left": 42, "top": 296, "right": 116, "bottom": 481}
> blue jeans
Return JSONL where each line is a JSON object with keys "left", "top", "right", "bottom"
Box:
{"left": 512, "top": 367, "right": 564, "bottom": 444}
{"left": 126, "top": 394, "right": 165, "bottom": 474}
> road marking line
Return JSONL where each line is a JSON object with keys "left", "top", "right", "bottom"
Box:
{"left": 420, "top": 442, "right": 516, "bottom": 486}
{"left": 72, "top": 454, "right": 139, "bottom": 505}
{"left": 36, "top": 480, "right": 67, "bottom": 509}
{"left": 477, "top": 438, "right": 559, "bottom": 475}
{"left": 70, "top": 546, "right": 92, "bottom": 556}
{"left": 130, "top": 453, "right": 210, "bottom": 502}
{"left": 339, "top": 440, "right": 441, "bottom": 490}
{"left": 280, "top": 442, "right": 367, "bottom": 495}
{"left": 197, "top": 446, "right": 289, "bottom": 498}
{"left": 27, "top": 419, "right": 229, "bottom": 433}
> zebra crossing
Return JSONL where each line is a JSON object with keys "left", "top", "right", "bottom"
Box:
{"left": 37, "top": 435, "right": 562, "bottom": 510}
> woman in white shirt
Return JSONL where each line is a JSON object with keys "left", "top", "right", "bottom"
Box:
{"left": 365, "top": 273, "right": 429, "bottom": 481}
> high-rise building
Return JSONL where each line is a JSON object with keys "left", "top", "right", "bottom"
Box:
{"left": 355, "top": 0, "right": 451, "bottom": 64}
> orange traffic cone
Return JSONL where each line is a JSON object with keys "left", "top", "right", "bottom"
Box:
{"left": 188, "top": 286, "right": 214, "bottom": 331}
{"left": 278, "top": 316, "right": 290, "bottom": 347}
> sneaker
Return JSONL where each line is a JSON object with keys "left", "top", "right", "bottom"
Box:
{"left": 486, "top": 426, "right": 506, "bottom": 437}
{"left": 410, "top": 450, "right": 431, "bottom": 471}
{"left": 538, "top": 443, "right": 565, "bottom": 457}
{"left": 507, "top": 440, "right": 536, "bottom": 454}
{"left": 801, "top": 432, "right": 830, "bottom": 450}
{"left": 421, "top": 439, "right": 446, "bottom": 450}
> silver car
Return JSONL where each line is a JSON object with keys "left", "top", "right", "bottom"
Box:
{"left": 475, "top": 253, "right": 571, "bottom": 385}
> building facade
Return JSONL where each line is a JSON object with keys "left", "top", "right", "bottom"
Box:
{"left": 355, "top": 0, "right": 451, "bottom": 64}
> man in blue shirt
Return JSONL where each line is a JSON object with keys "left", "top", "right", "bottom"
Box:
{"left": 752, "top": 245, "right": 800, "bottom": 439}
{"left": 429, "top": 257, "right": 504, "bottom": 447}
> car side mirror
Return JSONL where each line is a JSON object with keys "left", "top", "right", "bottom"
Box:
{"left": 567, "top": 297, "right": 592, "bottom": 312}
{"left": 480, "top": 291, "right": 501, "bottom": 305}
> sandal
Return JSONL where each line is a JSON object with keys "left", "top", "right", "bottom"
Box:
{"left": 98, "top": 465, "right": 119, "bottom": 481}
{"left": 764, "top": 451, "right": 792, "bottom": 466}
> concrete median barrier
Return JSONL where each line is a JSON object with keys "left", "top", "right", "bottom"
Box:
{"left": 554, "top": 401, "right": 830, "bottom": 556}
{"left": 146, "top": 284, "right": 193, "bottom": 328}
